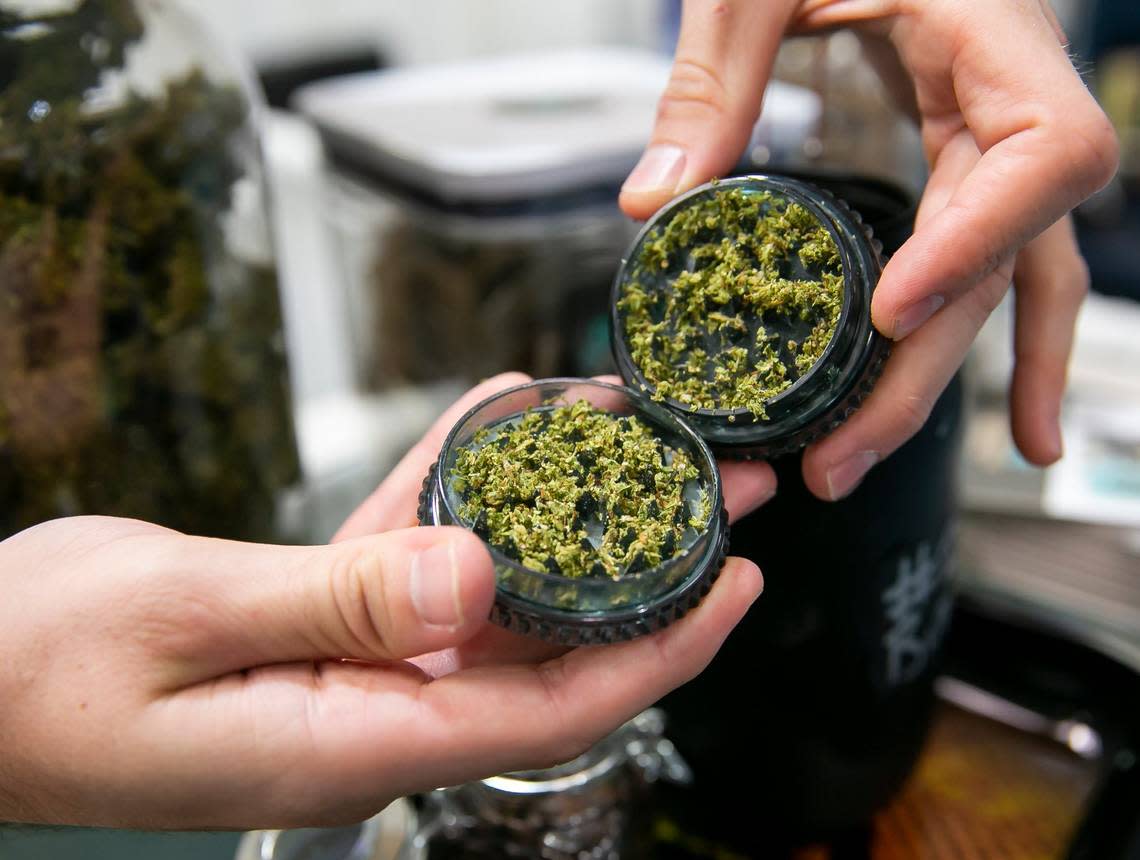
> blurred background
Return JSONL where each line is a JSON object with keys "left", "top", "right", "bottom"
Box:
{"left": 1, "top": 0, "right": 1138, "bottom": 857}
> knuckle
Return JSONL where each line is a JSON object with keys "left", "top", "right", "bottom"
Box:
{"left": 328, "top": 546, "right": 392, "bottom": 657}
{"left": 658, "top": 57, "right": 730, "bottom": 122}
{"left": 1058, "top": 104, "right": 1120, "bottom": 195}
{"left": 533, "top": 659, "right": 590, "bottom": 763}
{"left": 934, "top": 203, "right": 1009, "bottom": 288}
{"left": 892, "top": 388, "right": 936, "bottom": 439}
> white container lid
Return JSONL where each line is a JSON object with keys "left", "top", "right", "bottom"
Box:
{"left": 294, "top": 47, "right": 672, "bottom": 204}
{"left": 295, "top": 47, "right": 824, "bottom": 207}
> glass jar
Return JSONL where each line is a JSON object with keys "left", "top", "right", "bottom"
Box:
{"left": 425, "top": 708, "right": 691, "bottom": 860}
{"left": 293, "top": 50, "right": 666, "bottom": 392}
{"left": 0, "top": 0, "right": 301, "bottom": 542}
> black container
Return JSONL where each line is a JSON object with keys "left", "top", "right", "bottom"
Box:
{"left": 656, "top": 173, "right": 965, "bottom": 849}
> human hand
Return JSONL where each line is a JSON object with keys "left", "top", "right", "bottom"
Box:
{"left": 0, "top": 375, "right": 774, "bottom": 830}
{"left": 620, "top": 0, "right": 1118, "bottom": 499}
{"left": 336, "top": 371, "right": 778, "bottom": 671}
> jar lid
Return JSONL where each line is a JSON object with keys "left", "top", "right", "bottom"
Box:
{"left": 475, "top": 708, "right": 691, "bottom": 798}
{"left": 418, "top": 378, "right": 728, "bottom": 644}
{"left": 610, "top": 174, "right": 889, "bottom": 459}
{"left": 294, "top": 49, "right": 669, "bottom": 207}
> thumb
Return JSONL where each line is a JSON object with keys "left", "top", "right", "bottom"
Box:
{"left": 620, "top": 0, "right": 797, "bottom": 220}
{"left": 156, "top": 526, "right": 495, "bottom": 684}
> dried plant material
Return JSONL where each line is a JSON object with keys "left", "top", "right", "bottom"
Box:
{"left": 0, "top": 0, "right": 299, "bottom": 541}
{"left": 450, "top": 400, "right": 709, "bottom": 579}
{"left": 618, "top": 186, "right": 844, "bottom": 418}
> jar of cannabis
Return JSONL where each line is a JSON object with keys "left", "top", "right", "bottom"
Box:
{"left": 418, "top": 378, "right": 728, "bottom": 644}
{"left": 611, "top": 174, "right": 888, "bottom": 459}
{"left": 293, "top": 50, "right": 668, "bottom": 390}
{"left": 0, "top": 0, "right": 300, "bottom": 542}
{"left": 424, "top": 708, "right": 690, "bottom": 860}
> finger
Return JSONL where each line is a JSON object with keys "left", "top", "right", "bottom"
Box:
{"left": 719, "top": 461, "right": 777, "bottom": 522}
{"left": 142, "top": 556, "right": 762, "bottom": 827}
{"left": 619, "top": 0, "right": 800, "bottom": 220}
{"left": 795, "top": 129, "right": 978, "bottom": 500}
{"left": 872, "top": 2, "right": 1116, "bottom": 339}
{"left": 128, "top": 544, "right": 766, "bottom": 829}
{"left": 333, "top": 372, "right": 532, "bottom": 541}
{"left": 150, "top": 526, "right": 495, "bottom": 685}
{"left": 312, "top": 556, "right": 763, "bottom": 816}
{"left": 1009, "top": 215, "right": 1088, "bottom": 465}
{"left": 802, "top": 262, "right": 1012, "bottom": 501}
{"left": 415, "top": 626, "right": 568, "bottom": 675}
{"left": 408, "top": 556, "right": 761, "bottom": 779}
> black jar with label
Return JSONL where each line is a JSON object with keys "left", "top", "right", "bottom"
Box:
{"left": 655, "top": 172, "right": 964, "bottom": 850}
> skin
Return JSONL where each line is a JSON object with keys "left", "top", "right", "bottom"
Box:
{"left": 0, "top": 373, "right": 776, "bottom": 829}
{"left": 620, "top": 0, "right": 1118, "bottom": 500}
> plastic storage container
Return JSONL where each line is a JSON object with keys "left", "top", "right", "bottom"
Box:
{"left": 294, "top": 50, "right": 667, "bottom": 390}
{"left": 0, "top": 0, "right": 300, "bottom": 542}
{"left": 418, "top": 378, "right": 728, "bottom": 644}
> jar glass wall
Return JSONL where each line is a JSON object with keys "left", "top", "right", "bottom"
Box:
{"left": 0, "top": 0, "right": 300, "bottom": 542}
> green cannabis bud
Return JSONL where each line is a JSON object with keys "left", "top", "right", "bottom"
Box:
{"left": 618, "top": 187, "right": 844, "bottom": 419}
{"left": 0, "top": 0, "right": 299, "bottom": 541}
{"left": 449, "top": 400, "right": 709, "bottom": 579}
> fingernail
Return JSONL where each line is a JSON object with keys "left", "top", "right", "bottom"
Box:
{"left": 622, "top": 144, "right": 686, "bottom": 194}
{"left": 826, "top": 451, "right": 879, "bottom": 501}
{"left": 411, "top": 540, "right": 463, "bottom": 627}
{"left": 893, "top": 295, "right": 945, "bottom": 340}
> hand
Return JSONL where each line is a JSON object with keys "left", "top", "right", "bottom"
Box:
{"left": 0, "top": 374, "right": 775, "bottom": 830}
{"left": 336, "top": 372, "right": 778, "bottom": 672}
{"left": 620, "top": 0, "right": 1118, "bottom": 500}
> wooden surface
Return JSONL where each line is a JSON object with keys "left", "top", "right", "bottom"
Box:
{"left": 793, "top": 704, "right": 1099, "bottom": 860}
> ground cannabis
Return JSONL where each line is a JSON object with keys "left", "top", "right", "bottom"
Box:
{"left": 0, "top": 0, "right": 299, "bottom": 541}
{"left": 450, "top": 400, "right": 710, "bottom": 579}
{"left": 618, "top": 186, "right": 845, "bottom": 418}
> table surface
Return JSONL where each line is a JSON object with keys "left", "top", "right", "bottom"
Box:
{"left": 791, "top": 704, "right": 1099, "bottom": 860}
